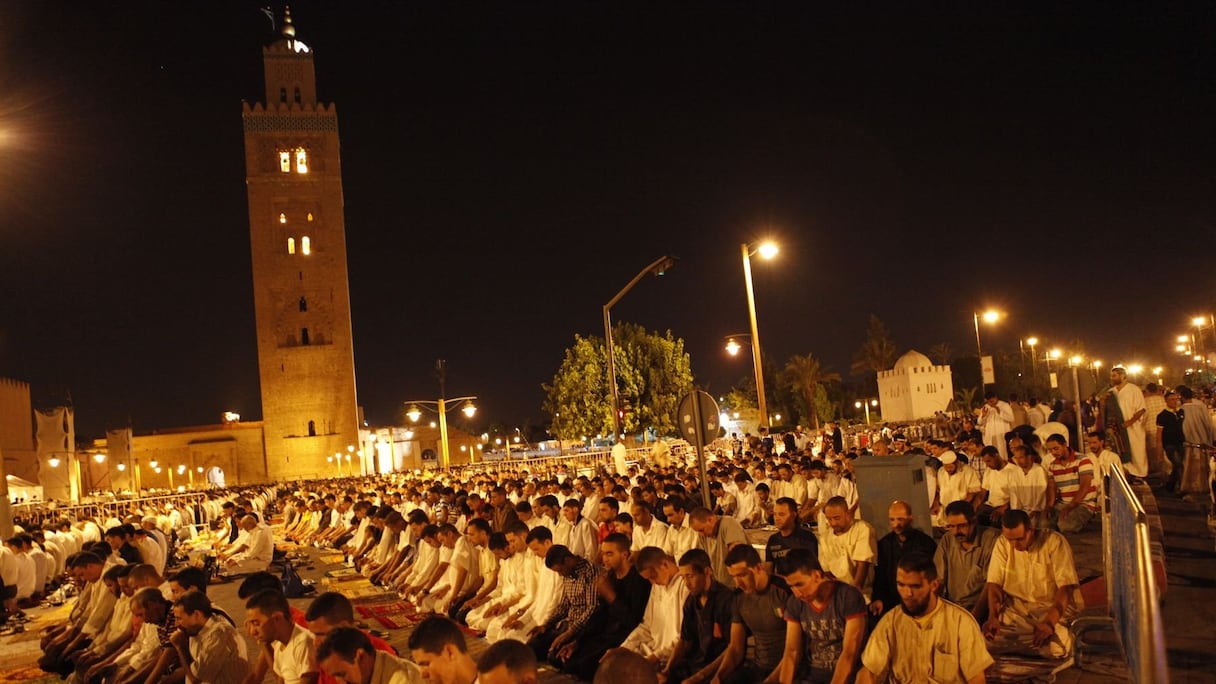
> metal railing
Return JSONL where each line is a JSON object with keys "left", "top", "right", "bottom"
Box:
{"left": 9, "top": 491, "right": 225, "bottom": 528}
{"left": 1075, "top": 462, "right": 1169, "bottom": 683}
{"left": 1180, "top": 442, "right": 1214, "bottom": 501}
{"left": 450, "top": 446, "right": 661, "bottom": 477}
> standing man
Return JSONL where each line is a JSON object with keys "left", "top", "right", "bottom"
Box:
{"left": 1178, "top": 384, "right": 1216, "bottom": 449}
{"left": 978, "top": 392, "right": 1015, "bottom": 460}
{"left": 870, "top": 501, "right": 936, "bottom": 617}
{"left": 934, "top": 501, "right": 1000, "bottom": 622}
{"left": 1105, "top": 365, "right": 1148, "bottom": 481}
{"left": 1157, "top": 390, "right": 1187, "bottom": 493}
{"left": 1142, "top": 383, "right": 1167, "bottom": 475}
{"left": 983, "top": 510, "right": 1083, "bottom": 659}
{"left": 857, "top": 553, "right": 993, "bottom": 683}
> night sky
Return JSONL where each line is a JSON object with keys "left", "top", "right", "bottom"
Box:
{"left": 1, "top": 3, "right": 1213, "bottom": 439}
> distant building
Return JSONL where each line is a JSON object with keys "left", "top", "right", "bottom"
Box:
{"left": 0, "top": 378, "right": 37, "bottom": 491}
{"left": 242, "top": 10, "right": 361, "bottom": 480}
{"left": 877, "top": 350, "right": 954, "bottom": 422}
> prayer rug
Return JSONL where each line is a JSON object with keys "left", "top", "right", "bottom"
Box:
{"left": 319, "top": 554, "right": 346, "bottom": 564}
{"left": 355, "top": 601, "right": 418, "bottom": 630}
{"left": 325, "top": 567, "right": 359, "bottom": 579}
{"left": 0, "top": 663, "right": 61, "bottom": 683}
{"left": 987, "top": 653, "right": 1074, "bottom": 683}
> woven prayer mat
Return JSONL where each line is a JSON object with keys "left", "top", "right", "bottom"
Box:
{"left": 319, "top": 554, "right": 346, "bottom": 564}
{"left": 987, "top": 653, "right": 1074, "bottom": 683}
{"left": 0, "top": 663, "right": 61, "bottom": 683}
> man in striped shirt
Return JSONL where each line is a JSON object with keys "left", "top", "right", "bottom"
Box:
{"left": 1044, "top": 435, "right": 1097, "bottom": 534}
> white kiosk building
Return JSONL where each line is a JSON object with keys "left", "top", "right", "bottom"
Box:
{"left": 877, "top": 350, "right": 954, "bottom": 422}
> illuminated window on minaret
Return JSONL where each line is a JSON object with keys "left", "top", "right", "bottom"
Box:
{"left": 295, "top": 148, "right": 308, "bottom": 174}
{"left": 301, "top": 236, "right": 311, "bottom": 255}
{"left": 279, "top": 151, "right": 291, "bottom": 172}
{"left": 287, "top": 237, "right": 296, "bottom": 255}
{"left": 279, "top": 213, "right": 287, "bottom": 224}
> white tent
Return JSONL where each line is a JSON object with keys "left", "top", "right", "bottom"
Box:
{"left": 6, "top": 474, "right": 44, "bottom": 503}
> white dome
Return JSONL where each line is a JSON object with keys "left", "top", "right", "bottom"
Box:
{"left": 893, "top": 349, "right": 933, "bottom": 371}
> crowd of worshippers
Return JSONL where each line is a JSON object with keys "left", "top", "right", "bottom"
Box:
{"left": 14, "top": 408, "right": 1129, "bottom": 684}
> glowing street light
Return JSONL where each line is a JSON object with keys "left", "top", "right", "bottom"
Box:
{"left": 973, "top": 309, "right": 1002, "bottom": 386}
{"left": 725, "top": 337, "right": 743, "bottom": 356}
{"left": 854, "top": 399, "right": 878, "bottom": 425}
{"left": 1025, "top": 336, "right": 1039, "bottom": 376}
{"left": 403, "top": 360, "right": 478, "bottom": 469}
{"left": 742, "top": 240, "right": 779, "bottom": 425}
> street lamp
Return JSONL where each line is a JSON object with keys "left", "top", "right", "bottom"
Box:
{"left": 603, "top": 256, "right": 677, "bottom": 442}
{"left": 972, "top": 309, "right": 1001, "bottom": 386}
{"left": 403, "top": 360, "right": 478, "bottom": 469}
{"left": 854, "top": 399, "right": 878, "bottom": 425}
{"left": 742, "top": 241, "right": 778, "bottom": 426}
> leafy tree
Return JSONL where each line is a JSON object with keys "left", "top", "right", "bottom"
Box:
{"left": 542, "top": 324, "right": 693, "bottom": 440}
{"left": 851, "top": 315, "right": 898, "bottom": 392}
{"left": 781, "top": 353, "right": 840, "bottom": 429}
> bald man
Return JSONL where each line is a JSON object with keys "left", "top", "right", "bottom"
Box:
{"left": 870, "top": 501, "right": 936, "bottom": 616}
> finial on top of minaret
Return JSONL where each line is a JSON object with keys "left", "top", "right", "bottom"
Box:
{"left": 281, "top": 6, "right": 296, "bottom": 38}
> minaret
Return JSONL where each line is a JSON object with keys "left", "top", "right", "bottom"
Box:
{"left": 242, "top": 8, "right": 360, "bottom": 479}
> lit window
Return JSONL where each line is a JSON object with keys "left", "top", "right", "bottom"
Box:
{"left": 279, "top": 212, "right": 287, "bottom": 224}
{"left": 295, "top": 147, "right": 308, "bottom": 173}
{"left": 301, "top": 236, "right": 311, "bottom": 255}
{"left": 307, "top": 212, "right": 314, "bottom": 222}
{"left": 279, "top": 151, "right": 291, "bottom": 172}
{"left": 287, "top": 237, "right": 295, "bottom": 255}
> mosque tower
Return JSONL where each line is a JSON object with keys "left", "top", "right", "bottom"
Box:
{"left": 242, "top": 9, "right": 360, "bottom": 478}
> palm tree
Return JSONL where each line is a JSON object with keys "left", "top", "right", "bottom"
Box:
{"left": 954, "top": 386, "right": 979, "bottom": 414}
{"left": 929, "top": 342, "right": 953, "bottom": 366}
{"left": 851, "top": 315, "right": 898, "bottom": 377}
{"left": 782, "top": 353, "right": 841, "bottom": 429}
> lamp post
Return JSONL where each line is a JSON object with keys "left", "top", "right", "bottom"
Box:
{"left": 404, "top": 359, "right": 477, "bottom": 470}
{"left": 972, "top": 309, "right": 1001, "bottom": 387}
{"left": 854, "top": 399, "right": 878, "bottom": 425}
{"left": 603, "top": 256, "right": 676, "bottom": 442}
{"left": 742, "top": 241, "right": 778, "bottom": 426}
{"left": 1024, "top": 336, "right": 1038, "bottom": 377}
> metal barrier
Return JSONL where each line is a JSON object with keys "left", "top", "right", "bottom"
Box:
{"left": 10, "top": 491, "right": 220, "bottom": 528}
{"left": 1180, "top": 442, "right": 1213, "bottom": 500}
{"left": 451, "top": 446, "right": 659, "bottom": 477}
{"left": 1076, "top": 463, "right": 1169, "bottom": 682}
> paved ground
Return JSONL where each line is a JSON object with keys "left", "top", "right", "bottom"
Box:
{"left": 4, "top": 483, "right": 1214, "bottom": 683}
